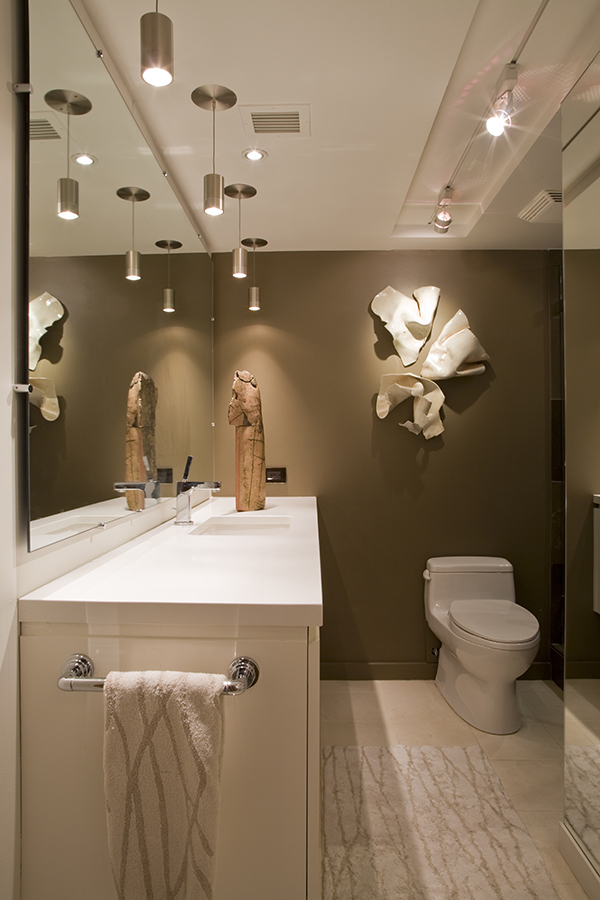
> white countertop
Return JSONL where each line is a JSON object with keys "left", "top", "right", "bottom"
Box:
{"left": 19, "top": 497, "right": 323, "bottom": 627}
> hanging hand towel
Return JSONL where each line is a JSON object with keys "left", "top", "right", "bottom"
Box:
{"left": 104, "top": 670, "right": 225, "bottom": 900}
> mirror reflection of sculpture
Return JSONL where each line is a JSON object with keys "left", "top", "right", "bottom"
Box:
{"left": 29, "top": 292, "right": 65, "bottom": 422}
{"left": 371, "top": 286, "right": 489, "bottom": 439}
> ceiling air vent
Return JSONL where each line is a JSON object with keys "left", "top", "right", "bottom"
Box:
{"left": 517, "top": 190, "right": 562, "bottom": 222}
{"left": 30, "top": 118, "right": 61, "bottom": 140}
{"left": 239, "top": 104, "right": 311, "bottom": 139}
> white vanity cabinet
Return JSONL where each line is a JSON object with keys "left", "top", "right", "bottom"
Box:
{"left": 19, "top": 498, "right": 322, "bottom": 900}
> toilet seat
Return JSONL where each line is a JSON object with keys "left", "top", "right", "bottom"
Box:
{"left": 449, "top": 599, "right": 539, "bottom": 645}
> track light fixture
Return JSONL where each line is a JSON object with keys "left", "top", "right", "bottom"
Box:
{"left": 141, "top": 4, "right": 174, "bottom": 86}
{"left": 156, "top": 239, "right": 181, "bottom": 312}
{"left": 432, "top": 187, "right": 454, "bottom": 234}
{"left": 225, "top": 184, "right": 257, "bottom": 278}
{"left": 117, "top": 186, "right": 151, "bottom": 280}
{"left": 44, "top": 90, "right": 92, "bottom": 220}
{"left": 242, "top": 238, "right": 268, "bottom": 310}
{"left": 486, "top": 63, "right": 519, "bottom": 137}
{"left": 192, "top": 85, "right": 237, "bottom": 216}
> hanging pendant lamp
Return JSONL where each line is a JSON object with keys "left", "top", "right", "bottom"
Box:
{"left": 156, "top": 239, "right": 182, "bottom": 312}
{"left": 225, "top": 184, "right": 257, "bottom": 278}
{"left": 241, "top": 238, "right": 267, "bottom": 310}
{"left": 117, "top": 187, "right": 151, "bottom": 280}
{"left": 191, "top": 85, "right": 237, "bottom": 216}
{"left": 44, "top": 90, "right": 92, "bottom": 220}
{"left": 141, "top": 3, "right": 174, "bottom": 86}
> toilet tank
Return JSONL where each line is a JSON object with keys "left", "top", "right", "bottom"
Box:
{"left": 425, "top": 556, "right": 515, "bottom": 604}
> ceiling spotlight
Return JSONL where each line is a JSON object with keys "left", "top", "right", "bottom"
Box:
{"left": 192, "top": 85, "right": 237, "bottom": 216}
{"left": 432, "top": 186, "right": 454, "bottom": 234}
{"left": 117, "top": 186, "right": 151, "bottom": 280}
{"left": 242, "top": 148, "right": 268, "bottom": 162}
{"left": 72, "top": 152, "right": 97, "bottom": 166}
{"left": 486, "top": 93, "right": 513, "bottom": 136}
{"left": 486, "top": 62, "right": 518, "bottom": 137}
{"left": 156, "top": 239, "right": 182, "bottom": 312}
{"left": 140, "top": 6, "right": 174, "bottom": 86}
{"left": 44, "top": 89, "right": 92, "bottom": 220}
{"left": 242, "top": 238, "right": 268, "bottom": 310}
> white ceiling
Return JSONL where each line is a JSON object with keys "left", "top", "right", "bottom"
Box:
{"left": 31, "top": 0, "right": 600, "bottom": 256}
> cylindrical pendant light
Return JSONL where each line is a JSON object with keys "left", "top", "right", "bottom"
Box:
{"left": 141, "top": 6, "right": 174, "bottom": 87}
{"left": 242, "top": 238, "right": 268, "bottom": 310}
{"left": 191, "top": 85, "right": 237, "bottom": 216}
{"left": 225, "top": 184, "right": 257, "bottom": 278}
{"left": 44, "top": 90, "right": 92, "bottom": 220}
{"left": 117, "top": 187, "right": 151, "bottom": 281}
{"left": 156, "top": 239, "right": 182, "bottom": 312}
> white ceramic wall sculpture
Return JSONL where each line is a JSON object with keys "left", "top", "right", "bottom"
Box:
{"left": 29, "top": 377, "right": 60, "bottom": 421}
{"left": 420, "top": 309, "right": 489, "bottom": 380}
{"left": 376, "top": 373, "right": 445, "bottom": 440}
{"left": 29, "top": 291, "right": 65, "bottom": 371}
{"left": 371, "top": 284, "right": 440, "bottom": 366}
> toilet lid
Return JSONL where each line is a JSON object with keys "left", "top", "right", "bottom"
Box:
{"left": 449, "top": 599, "right": 539, "bottom": 643}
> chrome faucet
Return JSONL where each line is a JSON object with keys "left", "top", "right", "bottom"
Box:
{"left": 174, "top": 456, "right": 219, "bottom": 525}
{"left": 114, "top": 481, "right": 161, "bottom": 502}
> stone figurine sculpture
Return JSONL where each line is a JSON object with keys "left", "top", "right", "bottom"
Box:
{"left": 371, "top": 284, "right": 440, "bottom": 366}
{"left": 29, "top": 377, "right": 60, "bottom": 422}
{"left": 420, "top": 309, "right": 489, "bottom": 380}
{"left": 228, "top": 370, "right": 266, "bottom": 511}
{"left": 125, "top": 372, "right": 158, "bottom": 511}
{"left": 376, "top": 373, "right": 445, "bottom": 440}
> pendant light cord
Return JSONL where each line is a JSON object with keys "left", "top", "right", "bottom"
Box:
{"left": 131, "top": 201, "right": 135, "bottom": 252}
{"left": 238, "top": 197, "right": 242, "bottom": 249}
{"left": 252, "top": 245, "right": 256, "bottom": 287}
{"left": 167, "top": 245, "right": 171, "bottom": 288}
{"left": 66, "top": 109, "right": 71, "bottom": 179}
{"left": 212, "top": 100, "right": 216, "bottom": 175}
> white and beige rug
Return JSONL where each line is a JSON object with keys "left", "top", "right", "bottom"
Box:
{"left": 322, "top": 745, "right": 561, "bottom": 900}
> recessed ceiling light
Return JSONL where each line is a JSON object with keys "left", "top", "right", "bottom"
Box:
{"left": 242, "top": 148, "right": 268, "bottom": 161}
{"left": 72, "top": 153, "right": 97, "bottom": 166}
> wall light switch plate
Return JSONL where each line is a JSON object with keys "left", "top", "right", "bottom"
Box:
{"left": 266, "top": 467, "right": 287, "bottom": 484}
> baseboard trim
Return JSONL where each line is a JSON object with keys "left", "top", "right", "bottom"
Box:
{"left": 320, "top": 662, "right": 436, "bottom": 680}
{"left": 559, "top": 822, "right": 600, "bottom": 900}
{"left": 320, "top": 660, "right": 552, "bottom": 681}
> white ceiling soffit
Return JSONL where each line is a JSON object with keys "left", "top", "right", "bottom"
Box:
{"left": 394, "top": 0, "right": 600, "bottom": 241}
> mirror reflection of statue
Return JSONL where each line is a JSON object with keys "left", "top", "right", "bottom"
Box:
{"left": 125, "top": 372, "right": 157, "bottom": 511}
{"left": 228, "top": 370, "right": 266, "bottom": 512}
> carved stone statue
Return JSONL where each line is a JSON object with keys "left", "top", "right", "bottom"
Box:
{"left": 125, "top": 372, "right": 157, "bottom": 510}
{"left": 228, "top": 370, "right": 266, "bottom": 511}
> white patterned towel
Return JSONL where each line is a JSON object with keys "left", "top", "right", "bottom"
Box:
{"left": 104, "top": 670, "right": 225, "bottom": 900}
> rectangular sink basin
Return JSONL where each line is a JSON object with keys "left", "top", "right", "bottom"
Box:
{"left": 191, "top": 515, "right": 292, "bottom": 536}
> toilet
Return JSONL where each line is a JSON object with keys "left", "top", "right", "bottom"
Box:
{"left": 423, "top": 556, "right": 540, "bottom": 734}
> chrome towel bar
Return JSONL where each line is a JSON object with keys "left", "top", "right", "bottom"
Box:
{"left": 57, "top": 653, "right": 259, "bottom": 695}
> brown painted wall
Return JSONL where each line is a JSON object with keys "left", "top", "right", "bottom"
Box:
{"left": 29, "top": 253, "right": 213, "bottom": 520}
{"left": 214, "top": 250, "right": 552, "bottom": 678}
{"left": 564, "top": 250, "right": 600, "bottom": 674}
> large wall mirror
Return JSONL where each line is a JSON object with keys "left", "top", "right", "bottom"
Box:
{"left": 562, "top": 50, "right": 600, "bottom": 881}
{"left": 27, "top": 0, "right": 213, "bottom": 550}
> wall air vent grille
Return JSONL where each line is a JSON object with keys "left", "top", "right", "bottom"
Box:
{"left": 30, "top": 118, "right": 61, "bottom": 140}
{"left": 239, "top": 104, "right": 311, "bottom": 139}
{"left": 518, "top": 190, "right": 562, "bottom": 222}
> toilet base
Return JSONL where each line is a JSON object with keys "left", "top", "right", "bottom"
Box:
{"left": 435, "top": 645, "right": 522, "bottom": 734}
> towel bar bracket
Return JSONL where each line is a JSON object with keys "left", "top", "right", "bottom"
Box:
{"left": 57, "top": 654, "right": 260, "bottom": 695}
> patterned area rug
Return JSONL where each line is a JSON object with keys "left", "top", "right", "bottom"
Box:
{"left": 322, "top": 745, "right": 561, "bottom": 900}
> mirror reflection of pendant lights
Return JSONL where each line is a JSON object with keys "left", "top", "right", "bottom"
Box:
{"left": 191, "top": 85, "right": 237, "bottom": 216}
{"left": 140, "top": 3, "right": 174, "bottom": 86}
{"left": 225, "top": 184, "right": 257, "bottom": 278}
{"left": 155, "top": 239, "right": 182, "bottom": 312}
{"left": 241, "top": 238, "right": 268, "bottom": 310}
{"left": 44, "top": 90, "right": 92, "bottom": 220}
{"left": 116, "top": 186, "right": 151, "bottom": 281}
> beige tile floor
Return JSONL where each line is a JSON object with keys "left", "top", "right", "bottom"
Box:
{"left": 320, "top": 678, "right": 589, "bottom": 900}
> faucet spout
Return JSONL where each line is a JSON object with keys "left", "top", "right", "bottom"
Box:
{"left": 174, "top": 480, "right": 220, "bottom": 525}
{"left": 114, "top": 481, "right": 161, "bottom": 502}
